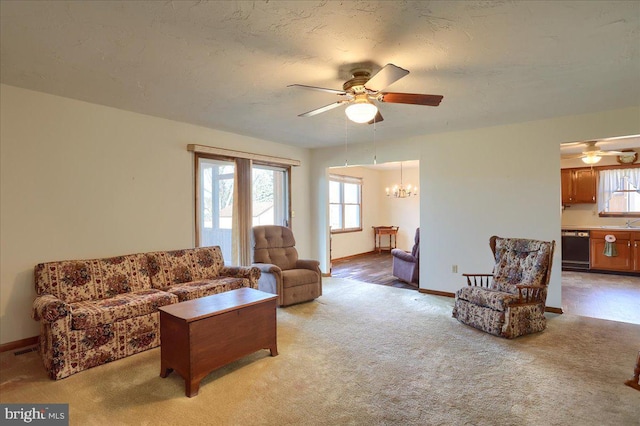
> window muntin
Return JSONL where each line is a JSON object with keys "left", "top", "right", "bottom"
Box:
{"left": 330, "top": 174, "right": 362, "bottom": 233}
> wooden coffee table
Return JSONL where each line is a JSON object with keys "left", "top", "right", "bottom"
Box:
{"left": 158, "top": 287, "right": 278, "bottom": 397}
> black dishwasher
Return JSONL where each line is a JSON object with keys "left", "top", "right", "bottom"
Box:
{"left": 561, "top": 230, "right": 590, "bottom": 271}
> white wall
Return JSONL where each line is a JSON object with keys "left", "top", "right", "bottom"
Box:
{"left": 310, "top": 106, "right": 640, "bottom": 311}
{"left": 327, "top": 164, "right": 420, "bottom": 259}
{"left": 328, "top": 166, "right": 386, "bottom": 259}
{"left": 0, "top": 84, "right": 313, "bottom": 345}
{"left": 383, "top": 166, "right": 420, "bottom": 251}
{"left": 329, "top": 166, "right": 420, "bottom": 259}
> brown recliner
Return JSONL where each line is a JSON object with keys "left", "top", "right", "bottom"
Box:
{"left": 252, "top": 225, "right": 322, "bottom": 307}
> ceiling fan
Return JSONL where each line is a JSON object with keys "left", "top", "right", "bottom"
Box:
{"left": 288, "top": 63, "right": 443, "bottom": 124}
{"left": 563, "top": 141, "right": 627, "bottom": 164}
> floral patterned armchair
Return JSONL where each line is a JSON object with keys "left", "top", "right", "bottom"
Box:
{"left": 452, "top": 236, "right": 555, "bottom": 339}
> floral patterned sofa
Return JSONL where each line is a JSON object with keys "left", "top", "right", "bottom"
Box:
{"left": 32, "top": 246, "right": 260, "bottom": 380}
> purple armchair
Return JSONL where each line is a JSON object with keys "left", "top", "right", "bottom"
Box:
{"left": 391, "top": 228, "right": 419, "bottom": 284}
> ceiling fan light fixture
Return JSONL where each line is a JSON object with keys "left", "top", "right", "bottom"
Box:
{"left": 582, "top": 154, "right": 602, "bottom": 164}
{"left": 345, "top": 98, "right": 378, "bottom": 124}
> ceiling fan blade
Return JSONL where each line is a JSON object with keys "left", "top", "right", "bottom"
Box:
{"left": 379, "top": 92, "right": 443, "bottom": 106}
{"left": 562, "top": 154, "right": 586, "bottom": 160}
{"left": 367, "top": 111, "right": 384, "bottom": 125}
{"left": 298, "top": 100, "right": 349, "bottom": 117}
{"left": 364, "top": 63, "right": 409, "bottom": 92}
{"left": 599, "top": 151, "right": 626, "bottom": 156}
{"left": 288, "top": 84, "right": 347, "bottom": 96}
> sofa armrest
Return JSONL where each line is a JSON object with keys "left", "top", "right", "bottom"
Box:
{"left": 295, "top": 259, "right": 320, "bottom": 272}
{"left": 219, "top": 266, "right": 262, "bottom": 288}
{"left": 32, "top": 294, "right": 71, "bottom": 323}
{"left": 391, "top": 249, "right": 416, "bottom": 263}
{"left": 252, "top": 263, "right": 282, "bottom": 276}
{"left": 252, "top": 263, "right": 283, "bottom": 302}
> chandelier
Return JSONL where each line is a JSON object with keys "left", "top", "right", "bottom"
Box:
{"left": 386, "top": 162, "right": 417, "bottom": 198}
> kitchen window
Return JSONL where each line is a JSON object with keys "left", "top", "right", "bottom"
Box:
{"left": 598, "top": 167, "right": 640, "bottom": 217}
{"left": 329, "top": 174, "right": 362, "bottom": 233}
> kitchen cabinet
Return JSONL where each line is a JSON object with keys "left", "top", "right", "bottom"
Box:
{"left": 561, "top": 168, "right": 597, "bottom": 204}
{"left": 590, "top": 230, "right": 640, "bottom": 272}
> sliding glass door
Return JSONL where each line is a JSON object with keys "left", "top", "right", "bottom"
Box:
{"left": 196, "top": 155, "right": 290, "bottom": 265}
{"left": 197, "top": 157, "right": 235, "bottom": 263}
{"left": 253, "top": 165, "right": 289, "bottom": 227}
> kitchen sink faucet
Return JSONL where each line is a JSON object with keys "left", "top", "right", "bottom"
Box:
{"left": 624, "top": 219, "right": 640, "bottom": 228}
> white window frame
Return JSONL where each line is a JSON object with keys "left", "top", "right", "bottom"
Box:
{"left": 329, "top": 174, "right": 363, "bottom": 233}
{"left": 598, "top": 166, "right": 640, "bottom": 217}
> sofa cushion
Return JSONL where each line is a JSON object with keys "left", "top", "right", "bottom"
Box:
{"left": 166, "top": 277, "right": 249, "bottom": 302}
{"left": 455, "top": 286, "right": 521, "bottom": 312}
{"left": 35, "top": 253, "right": 153, "bottom": 303}
{"left": 147, "top": 247, "right": 225, "bottom": 289}
{"left": 282, "top": 269, "right": 320, "bottom": 288}
{"left": 69, "top": 289, "right": 178, "bottom": 330}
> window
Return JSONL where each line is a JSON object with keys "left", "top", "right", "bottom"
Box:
{"left": 598, "top": 167, "right": 640, "bottom": 216}
{"left": 329, "top": 174, "right": 362, "bottom": 233}
{"left": 196, "top": 153, "right": 291, "bottom": 265}
{"left": 252, "top": 165, "right": 289, "bottom": 227}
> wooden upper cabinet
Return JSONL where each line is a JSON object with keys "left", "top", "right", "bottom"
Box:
{"left": 561, "top": 167, "right": 596, "bottom": 204}
{"left": 561, "top": 169, "right": 573, "bottom": 204}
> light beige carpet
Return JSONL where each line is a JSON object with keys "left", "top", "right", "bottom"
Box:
{"left": 1, "top": 277, "right": 639, "bottom": 425}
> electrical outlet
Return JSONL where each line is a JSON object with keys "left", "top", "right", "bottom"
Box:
{"left": 452, "top": 265, "right": 458, "bottom": 273}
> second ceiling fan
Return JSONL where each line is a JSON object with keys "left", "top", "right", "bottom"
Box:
{"left": 288, "top": 63, "right": 443, "bottom": 124}
{"left": 564, "top": 141, "right": 627, "bottom": 164}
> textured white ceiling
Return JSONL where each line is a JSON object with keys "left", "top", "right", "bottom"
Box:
{"left": 1, "top": 1, "right": 639, "bottom": 148}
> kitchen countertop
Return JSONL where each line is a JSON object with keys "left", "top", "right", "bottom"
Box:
{"left": 562, "top": 225, "right": 640, "bottom": 231}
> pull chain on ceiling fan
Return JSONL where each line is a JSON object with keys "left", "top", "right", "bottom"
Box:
{"left": 288, "top": 63, "right": 443, "bottom": 124}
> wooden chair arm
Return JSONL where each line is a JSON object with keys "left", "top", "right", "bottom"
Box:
{"left": 462, "top": 273, "right": 493, "bottom": 288}
{"left": 515, "top": 285, "right": 546, "bottom": 304}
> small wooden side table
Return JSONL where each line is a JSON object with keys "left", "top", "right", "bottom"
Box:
{"left": 372, "top": 226, "right": 399, "bottom": 254}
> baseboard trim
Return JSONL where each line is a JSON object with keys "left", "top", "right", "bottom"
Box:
{"left": 418, "top": 289, "right": 563, "bottom": 314}
{"left": 419, "top": 289, "right": 455, "bottom": 297}
{"left": 0, "top": 336, "right": 38, "bottom": 353}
